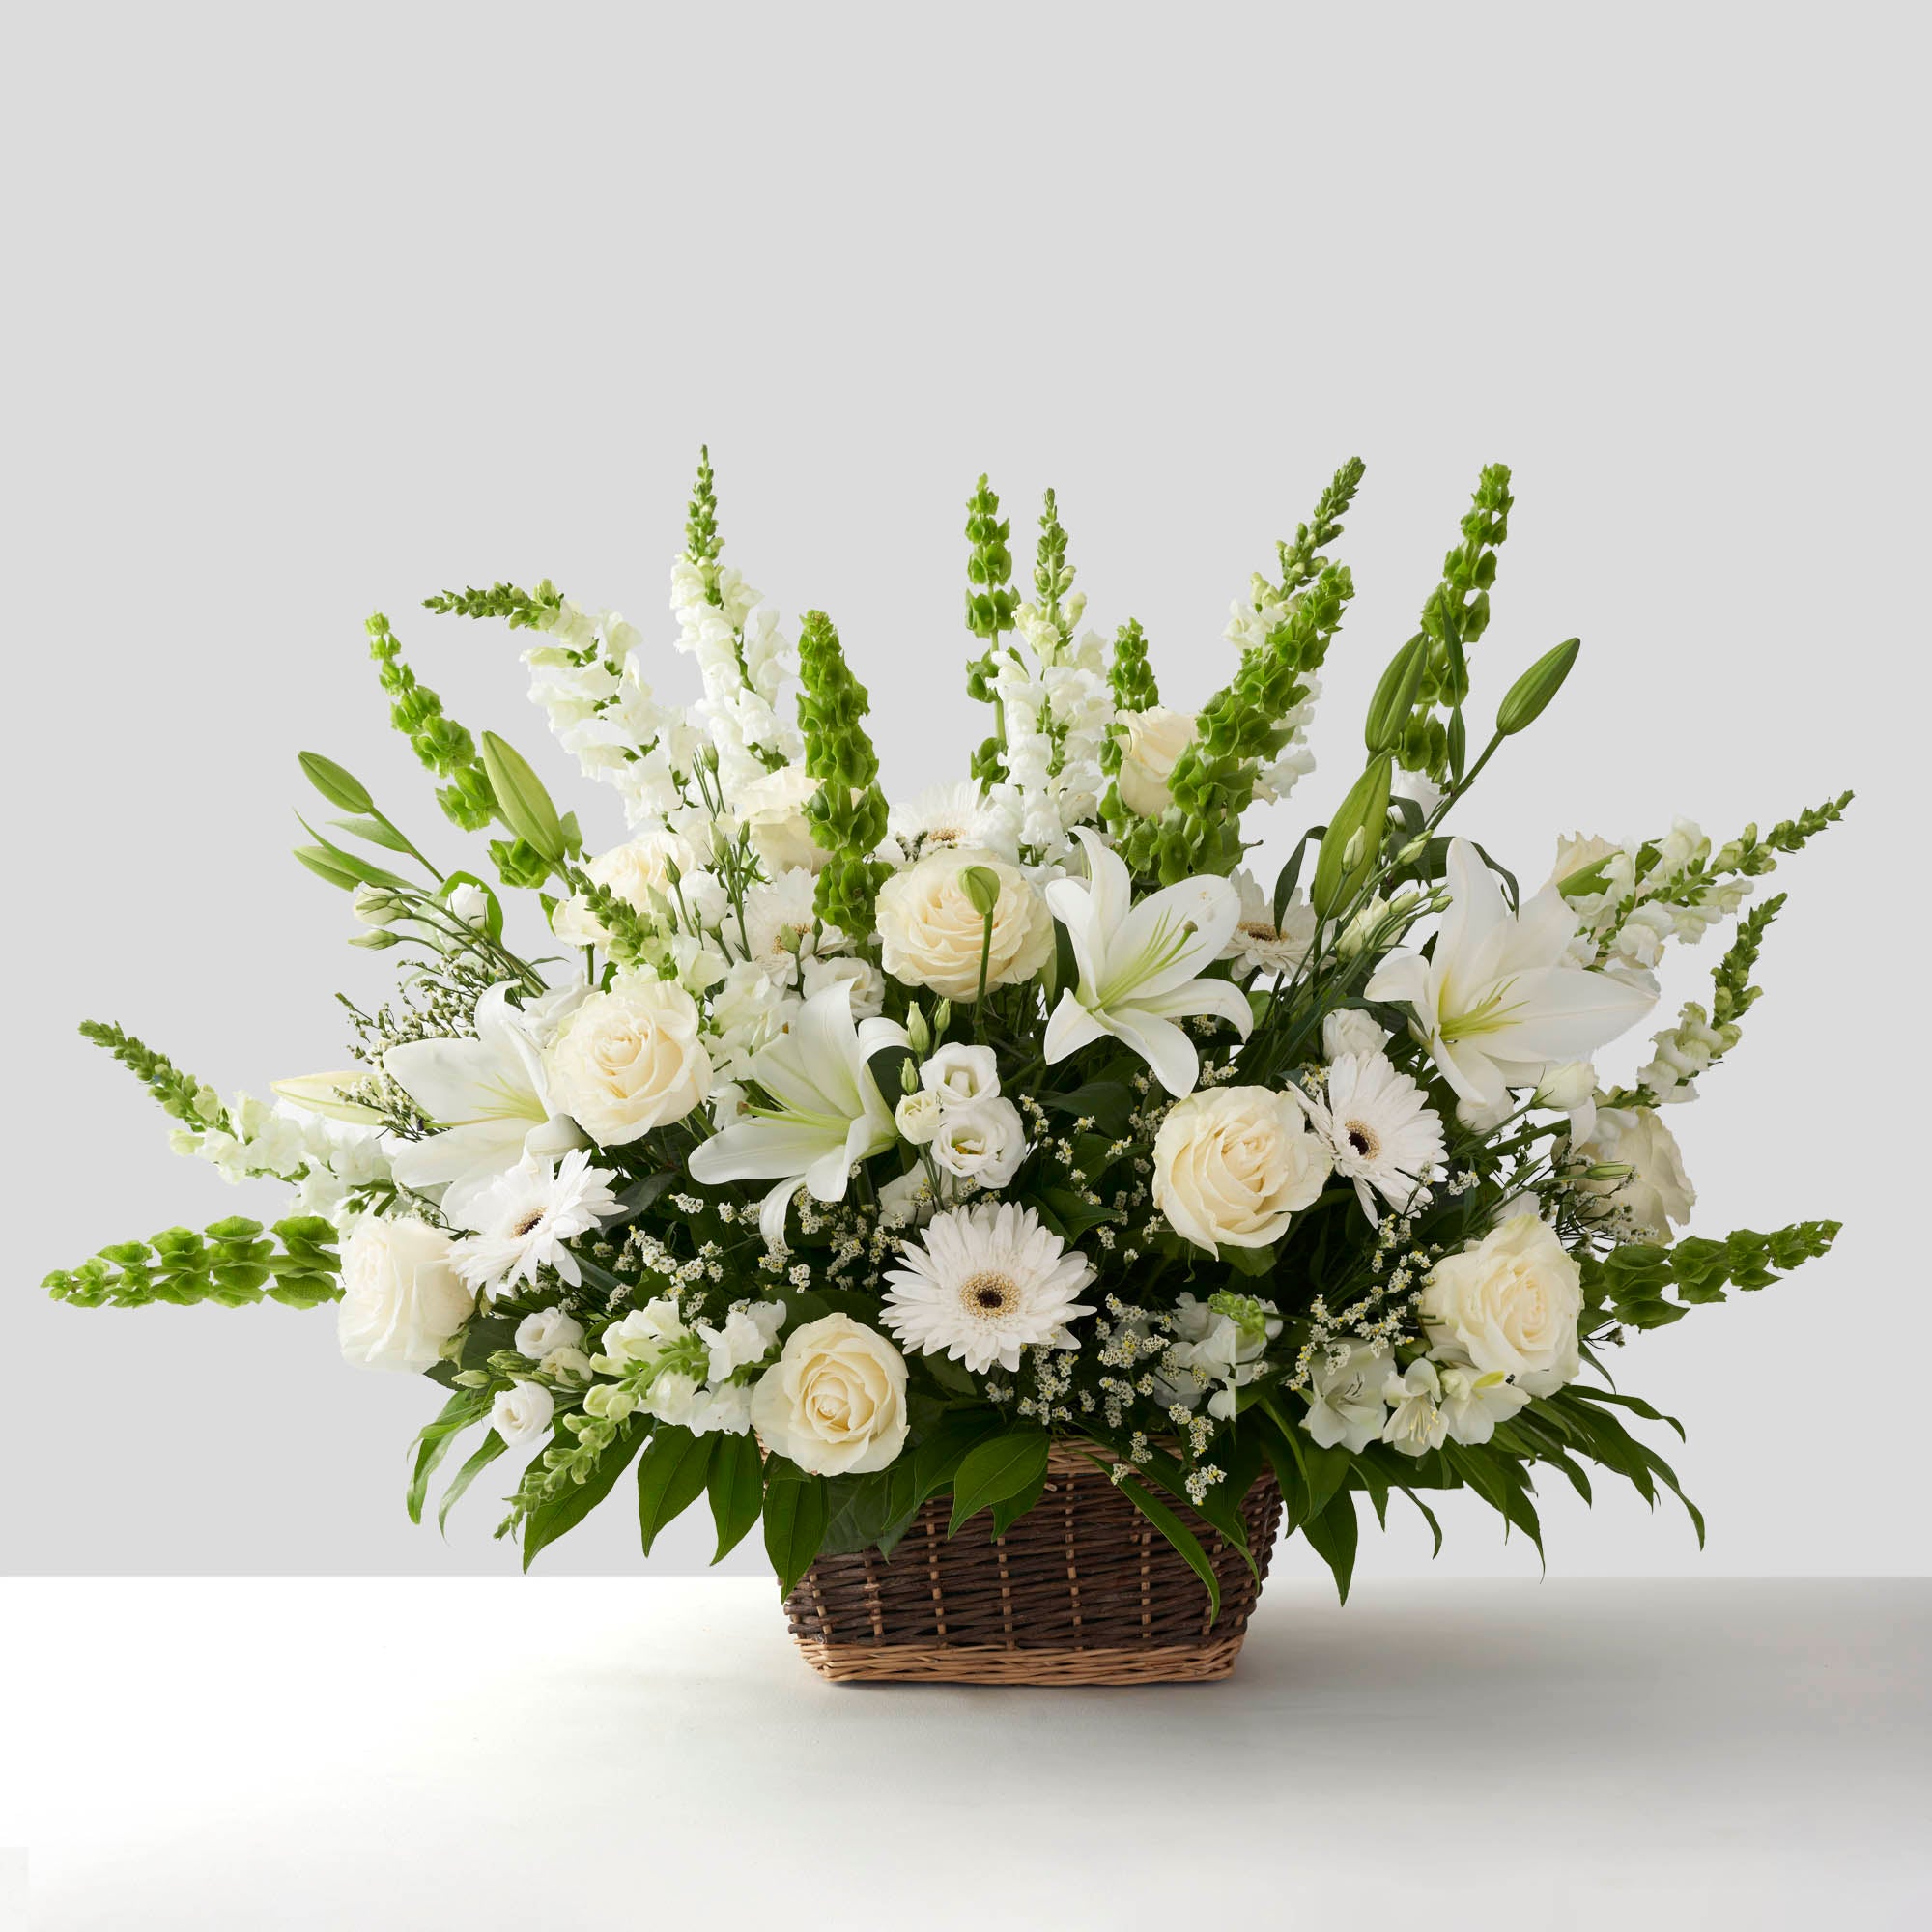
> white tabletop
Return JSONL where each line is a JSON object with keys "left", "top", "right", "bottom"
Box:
{"left": 4, "top": 1577, "right": 1927, "bottom": 1931}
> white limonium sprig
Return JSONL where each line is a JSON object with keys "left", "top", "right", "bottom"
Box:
{"left": 46, "top": 453, "right": 1849, "bottom": 1610}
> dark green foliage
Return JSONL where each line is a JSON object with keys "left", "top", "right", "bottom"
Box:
{"left": 43, "top": 1215, "right": 341, "bottom": 1309}
{"left": 78, "top": 1019, "right": 227, "bottom": 1131}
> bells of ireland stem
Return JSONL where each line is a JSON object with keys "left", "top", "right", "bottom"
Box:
{"left": 1312, "top": 753, "right": 1393, "bottom": 921}
{"left": 1495, "top": 639, "right": 1581, "bottom": 737}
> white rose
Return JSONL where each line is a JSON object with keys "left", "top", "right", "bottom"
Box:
{"left": 336, "top": 1217, "right": 474, "bottom": 1373}
{"left": 735, "top": 765, "right": 827, "bottom": 875}
{"left": 1419, "top": 1214, "right": 1582, "bottom": 1398}
{"left": 543, "top": 976, "right": 712, "bottom": 1145}
{"left": 876, "top": 849, "right": 1054, "bottom": 1002}
{"left": 1116, "top": 707, "right": 1197, "bottom": 817}
{"left": 515, "top": 1306, "right": 585, "bottom": 1358}
{"left": 1152, "top": 1086, "right": 1330, "bottom": 1252}
{"left": 1321, "top": 1009, "right": 1387, "bottom": 1061}
{"left": 1575, "top": 1105, "right": 1695, "bottom": 1241}
{"left": 920, "top": 1042, "right": 1000, "bottom": 1106}
{"left": 895, "top": 1089, "right": 945, "bottom": 1145}
{"left": 749, "top": 1314, "right": 909, "bottom": 1476}
{"left": 588, "top": 824, "right": 698, "bottom": 915}
{"left": 929, "top": 1097, "right": 1028, "bottom": 1188}
{"left": 491, "top": 1380, "right": 555, "bottom": 1449}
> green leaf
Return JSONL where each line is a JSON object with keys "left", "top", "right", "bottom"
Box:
{"left": 1400, "top": 1486, "right": 1444, "bottom": 1557}
{"left": 293, "top": 845, "right": 361, "bottom": 892}
{"left": 762, "top": 1458, "right": 830, "bottom": 1596}
{"left": 522, "top": 1424, "right": 644, "bottom": 1571}
{"left": 948, "top": 1429, "right": 1051, "bottom": 1536}
{"left": 438, "top": 1430, "right": 508, "bottom": 1536}
{"left": 299, "top": 751, "right": 376, "bottom": 815}
{"left": 407, "top": 1388, "right": 490, "bottom": 1525}
{"left": 330, "top": 813, "right": 417, "bottom": 860}
{"left": 706, "top": 1432, "right": 765, "bottom": 1563}
{"left": 989, "top": 1465, "right": 1049, "bottom": 1538}
{"left": 636, "top": 1426, "right": 716, "bottom": 1556}
{"left": 480, "top": 730, "right": 564, "bottom": 863}
{"left": 912, "top": 1408, "right": 1005, "bottom": 1498}
{"left": 1103, "top": 1465, "right": 1221, "bottom": 1621}
{"left": 294, "top": 818, "right": 414, "bottom": 892}
{"left": 439, "top": 870, "right": 503, "bottom": 944}
{"left": 1300, "top": 1488, "right": 1359, "bottom": 1604}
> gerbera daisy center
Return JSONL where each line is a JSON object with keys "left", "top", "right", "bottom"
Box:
{"left": 960, "top": 1269, "right": 1019, "bottom": 1316}
{"left": 1345, "top": 1120, "right": 1379, "bottom": 1160}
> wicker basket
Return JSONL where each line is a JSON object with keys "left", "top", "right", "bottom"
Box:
{"left": 781, "top": 1443, "right": 1283, "bottom": 1685}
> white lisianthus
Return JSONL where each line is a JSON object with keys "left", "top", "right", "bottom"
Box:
{"left": 895, "top": 1089, "right": 945, "bottom": 1145}
{"left": 336, "top": 1218, "right": 475, "bottom": 1374}
{"left": 543, "top": 976, "right": 712, "bottom": 1146}
{"left": 1574, "top": 1105, "right": 1695, "bottom": 1241}
{"left": 1152, "top": 1086, "right": 1330, "bottom": 1253}
{"left": 920, "top": 1043, "right": 1001, "bottom": 1107}
{"left": 876, "top": 849, "right": 1054, "bottom": 1002}
{"left": 514, "top": 1306, "right": 586, "bottom": 1359}
{"left": 929, "top": 1097, "right": 1028, "bottom": 1189}
{"left": 1534, "top": 1061, "right": 1596, "bottom": 1110}
{"left": 1420, "top": 1213, "right": 1583, "bottom": 1398}
{"left": 734, "top": 764, "right": 826, "bottom": 875}
{"left": 1321, "top": 1009, "right": 1387, "bottom": 1061}
{"left": 749, "top": 1315, "right": 909, "bottom": 1476}
{"left": 491, "top": 1380, "right": 555, "bottom": 1450}
{"left": 1115, "top": 706, "right": 1197, "bottom": 817}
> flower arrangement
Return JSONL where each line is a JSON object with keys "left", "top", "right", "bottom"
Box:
{"left": 48, "top": 452, "right": 1848, "bottom": 1624}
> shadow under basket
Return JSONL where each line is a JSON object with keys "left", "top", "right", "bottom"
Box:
{"left": 782, "top": 1443, "right": 1283, "bottom": 1686}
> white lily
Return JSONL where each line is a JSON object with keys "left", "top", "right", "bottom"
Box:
{"left": 384, "top": 982, "right": 584, "bottom": 1228}
{"left": 687, "top": 980, "right": 906, "bottom": 1248}
{"left": 1364, "top": 838, "right": 1654, "bottom": 1111}
{"left": 1042, "top": 828, "right": 1252, "bottom": 1096}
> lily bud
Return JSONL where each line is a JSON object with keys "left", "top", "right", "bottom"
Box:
{"left": 1364, "top": 635, "right": 1431, "bottom": 754}
{"left": 1496, "top": 639, "right": 1581, "bottom": 736}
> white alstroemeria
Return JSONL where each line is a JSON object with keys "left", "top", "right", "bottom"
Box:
{"left": 1042, "top": 828, "right": 1252, "bottom": 1097}
{"left": 1364, "top": 838, "right": 1655, "bottom": 1111}
{"left": 1302, "top": 1341, "right": 1389, "bottom": 1453}
{"left": 384, "top": 983, "right": 585, "bottom": 1227}
{"left": 1435, "top": 1355, "right": 1531, "bottom": 1447}
{"left": 1381, "top": 1359, "right": 1449, "bottom": 1458}
{"left": 687, "top": 980, "right": 906, "bottom": 1248}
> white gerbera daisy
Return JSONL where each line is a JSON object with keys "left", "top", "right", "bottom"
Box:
{"left": 1296, "top": 1052, "right": 1445, "bottom": 1224}
{"left": 1221, "top": 868, "right": 1318, "bottom": 979}
{"left": 882, "top": 1201, "right": 1096, "bottom": 1374}
{"left": 450, "top": 1148, "right": 622, "bottom": 1295}
{"left": 887, "top": 781, "right": 1020, "bottom": 864}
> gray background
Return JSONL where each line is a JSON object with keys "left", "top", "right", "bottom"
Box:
{"left": 4, "top": 5, "right": 1921, "bottom": 1577}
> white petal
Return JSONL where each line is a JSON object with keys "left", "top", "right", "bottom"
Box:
{"left": 1043, "top": 991, "right": 1109, "bottom": 1065}
{"left": 1108, "top": 1009, "right": 1199, "bottom": 1096}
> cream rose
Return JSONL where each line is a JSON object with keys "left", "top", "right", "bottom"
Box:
{"left": 337, "top": 1217, "right": 475, "bottom": 1373}
{"left": 1152, "top": 1086, "right": 1330, "bottom": 1252}
{"left": 1116, "top": 707, "right": 1198, "bottom": 817}
{"left": 1575, "top": 1105, "right": 1695, "bottom": 1241}
{"left": 588, "top": 825, "right": 698, "bottom": 914}
{"left": 1420, "top": 1213, "right": 1582, "bottom": 1397}
{"left": 543, "top": 976, "right": 712, "bottom": 1145}
{"left": 750, "top": 1314, "right": 909, "bottom": 1476}
{"left": 876, "top": 849, "right": 1053, "bottom": 1002}
{"left": 735, "top": 765, "right": 826, "bottom": 876}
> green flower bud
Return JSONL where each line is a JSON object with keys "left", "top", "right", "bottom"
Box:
{"left": 1495, "top": 638, "right": 1581, "bottom": 736}
{"left": 1312, "top": 754, "right": 1393, "bottom": 920}
{"left": 905, "top": 1003, "right": 931, "bottom": 1054}
{"left": 1364, "top": 635, "right": 1431, "bottom": 754}
{"left": 960, "top": 865, "right": 1002, "bottom": 918}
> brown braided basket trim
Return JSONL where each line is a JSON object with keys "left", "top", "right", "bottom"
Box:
{"left": 794, "top": 1635, "right": 1249, "bottom": 1685}
{"left": 783, "top": 1441, "right": 1282, "bottom": 1680}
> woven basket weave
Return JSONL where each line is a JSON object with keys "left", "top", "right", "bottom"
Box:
{"left": 782, "top": 1443, "right": 1283, "bottom": 1685}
